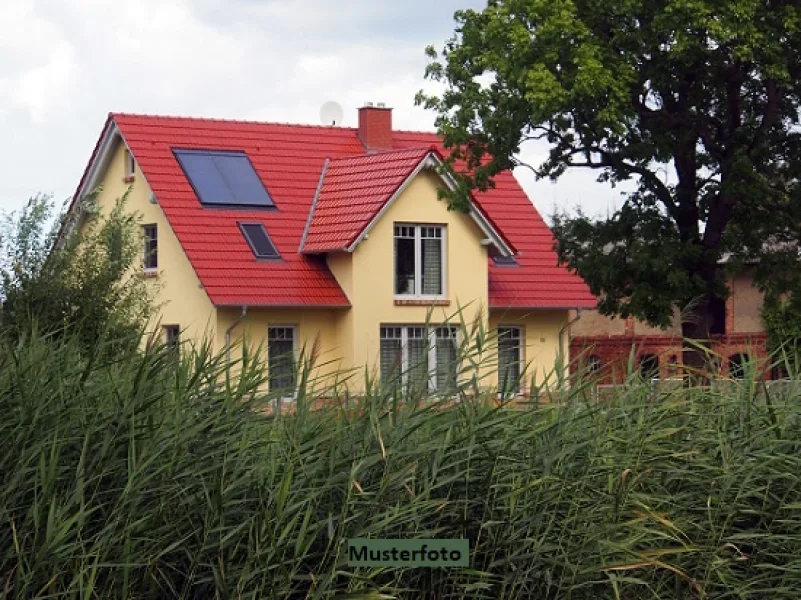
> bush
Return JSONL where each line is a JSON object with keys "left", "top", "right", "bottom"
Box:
{"left": 0, "top": 192, "right": 154, "bottom": 355}
{"left": 1, "top": 330, "right": 801, "bottom": 599}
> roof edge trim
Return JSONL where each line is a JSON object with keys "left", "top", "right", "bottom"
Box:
{"left": 345, "top": 151, "right": 431, "bottom": 252}
{"left": 77, "top": 121, "right": 120, "bottom": 202}
{"left": 299, "top": 158, "right": 330, "bottom": 252}
{"left": 345, "top": 150, "right": 514, "bottom": 257}
{"left": 55, "top": 118, "right": 119, "bottom": 248}
{"left": 213, "top": 301, "right": 352, "bottom": 308}
{"left": 422, "top": 154, "right": 515, "bottom": 257}
{"left": 488, "top": 303, "right": 598, "bottom": 310}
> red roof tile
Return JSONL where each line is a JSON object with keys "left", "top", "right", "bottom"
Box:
{"left": 392, "top": 131, "right": 596, "bottom": 309}
{"left": 302, "top": 147, "right": 433, "bottom": 253}
{"left": 93, "top": 112, "right": 594, "bottom": 309}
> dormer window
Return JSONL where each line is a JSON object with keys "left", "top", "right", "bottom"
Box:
{"left": 394, "top": 224, "right": 444, "bottom": 297}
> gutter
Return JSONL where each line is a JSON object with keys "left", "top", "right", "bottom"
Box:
{"left": 225, "top": 306, "right": 248, "bottom": 366}
{"left": 558, "top": 309, "right": 583, "bottom": 379}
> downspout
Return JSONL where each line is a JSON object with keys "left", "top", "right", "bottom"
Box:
{"left": 558, "top": 309, "right": 583, "bottom": 385}
{"left": 225, "top": 306, "right": 248, "bottom": 366}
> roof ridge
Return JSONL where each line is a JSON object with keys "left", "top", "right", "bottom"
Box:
{"left": 110, "top": 111, "right": 440, "bottom": 136}
{"left": 328, "top": 145, "right": 435, "bottom": 163}
{"left": 111, "top": 111, "right": 359, "bottom": 131}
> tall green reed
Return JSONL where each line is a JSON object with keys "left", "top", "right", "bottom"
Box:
{"left": 2, "top": 325, "right": 801, "bottom": 599}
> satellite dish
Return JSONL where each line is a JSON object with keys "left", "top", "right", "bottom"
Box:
{"left": 320, "top": 101, "right": 344, "bottom": 126}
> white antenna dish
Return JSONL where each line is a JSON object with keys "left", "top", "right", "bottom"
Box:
{"left": 320, "top": 101, "right": 344, "bottom": 126}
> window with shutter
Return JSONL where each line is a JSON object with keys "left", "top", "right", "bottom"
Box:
{"left": 435, "top": 326, "right": 458, "bottom": 393}
{"left": 497, "top": 327, "right": 522, "bottom": 397}
{"left": 394, "top": 224, "right": 444, "bottom": 297}
{"left": 268, "top": 326, "right": 297, "bottom": 398}
{"left": 380, "top": 327, "right": 403, "bottom": 385}
{"left": 380, "top": 325, "right": 460, "bottom": 393}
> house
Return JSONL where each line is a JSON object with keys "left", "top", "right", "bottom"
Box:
{"left": 569, "top": 268, "right": 773, "bottom": 382}
{"left": 68, "top": 104, "right": 595, "bottom": 396}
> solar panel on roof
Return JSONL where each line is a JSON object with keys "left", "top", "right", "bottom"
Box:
{"left": 173, "top": 149, "right": 275, "bottom": 208}
{"left": 239, "top": 223, "right": 280, "bottom": 259}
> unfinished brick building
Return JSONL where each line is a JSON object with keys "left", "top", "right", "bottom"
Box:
{"left": 569, "top": 269, "right": 775, "bottom": 383}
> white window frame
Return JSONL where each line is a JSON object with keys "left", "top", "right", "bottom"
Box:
{"left": 497, "top": 325, "right": 524, "bottom": 398}
{"left": 267, "top": 325, "right": 298, "bottom": 401}
{"left": 163, "top": 324, "right": 180, "bottom": 351}
{"left": 393, "top": 224, "right": 447, "bottom": 300}
{"left": 124, "top": 148, "right": 136, "bottom": 180}
{"left": 380, "top": 324, "right": 460, "bottom": 392}
{"left": 142, "top": 224, "right": 158, "bottom": 272}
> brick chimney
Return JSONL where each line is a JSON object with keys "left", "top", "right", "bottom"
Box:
{"left": 358, "top": 102, "right": 393, "bottom": 151}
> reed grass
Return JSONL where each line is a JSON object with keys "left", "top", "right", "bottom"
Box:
{"left": 2, "top": 327, "right": 801, "bottom": 599}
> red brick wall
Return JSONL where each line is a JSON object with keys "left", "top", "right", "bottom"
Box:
{"left": 358, "top": 106, "right": 393, "bottom": 151}
{"left": 571, "top": 333, "right": 771, "bottom": 384}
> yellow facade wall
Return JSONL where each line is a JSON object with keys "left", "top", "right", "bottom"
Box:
{"left": 489, "top": 309, "right": 568, "bottom": 390}
{"left": 85, "top": 143, "right": 568, "bottom": 396}
{"left": 343, "top": 169, "right": 489, "bottom": 378}
{"left": 325, "top": 252, "right": 356, "bottom": 378}
{"left": 83, "top": 137, "right": 216, "bottom": 345}
{"left": 217, "top": 307, "right": 346, "bottom": 391}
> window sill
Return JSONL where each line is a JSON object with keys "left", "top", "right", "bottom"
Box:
{"left": 394, "top": 298, "right": 450, "bottom": 306}
{"left": 143, "top": 269, "right": 159, "bottom": 279}
{"left": 123, "top": 176, "right": 135, "bottom": 184}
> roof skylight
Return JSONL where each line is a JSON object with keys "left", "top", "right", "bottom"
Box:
{"left": 239, "top": 223, "right": 280, "bottom": 259}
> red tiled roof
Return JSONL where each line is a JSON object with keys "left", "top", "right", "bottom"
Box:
{"left": 302, "top": 147, "right": 433, "bottom": 253}
{"left": 392, "top": 131, "right": 596, "bottom": 309}
{"left": 112, "top": 113, "right": 357, "bottom": 307}
{"left": 94, "top": 112, "right": 594, "bottom": 309}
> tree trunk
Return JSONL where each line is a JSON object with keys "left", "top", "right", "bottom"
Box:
{"left": 681, "top": 287, "right": 727, "bottom": 383}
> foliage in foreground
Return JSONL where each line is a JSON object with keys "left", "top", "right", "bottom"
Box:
{"left": 0, "top": 192, "right": 154, "bottom": 353}
{"left": 2, "top": 332, "right": 801, "bottom": 599}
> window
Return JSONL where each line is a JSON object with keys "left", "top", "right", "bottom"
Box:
{"left": 729, "top": 353, "right": 749, "bottom": 379}
{"left": 164, "top": 325, "right": 180, "bottom": 351}
{"left": 498, "top": 327, "right": 523, "bottom": 397}
{"left": 239, "top": 223, "right": 280, "bottom": 259}
{"left": 710, "top": 295, "right": 727, "bottom": 335}
{"left": 268, "top": 326, "right": 296, "bottom": 397}
{"left": 587, "top": 354, "right": 601, "bottom": 375}
{"left": 666, "top": 354, "right": 681, "bottom": 377}
{"left": 639, "top": 354, "right": 659, "bottom": 379}
{"left": 124, "top": 148, "right": 136, "bottom": 180}
{"left": 142, "top": 224, "right": 158, "bottom": 271}
{"left": 435, "top": 326, "right": 459, "bottom": 393}
{"left": 394, "top": 225, "right": 444, "bottom": 297}
{"left": 379, "top": 325, "right": 459, "bottom": 393}
{"left": 173, "top": 149, "right": 275, "bottom": 208}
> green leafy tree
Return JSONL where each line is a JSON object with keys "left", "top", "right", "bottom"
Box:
{"left": 419, "top": 0, "right": 801, "bottom": 362}
{"left": 0, "top": 191, "right": 155, "bottom": 353}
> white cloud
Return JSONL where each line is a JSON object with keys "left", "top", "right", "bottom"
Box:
{"left": 12, "top": 42, "right": 78, "bottom": 124}
{"left": 0, "top": 0, "right": 625, "bottom": 218}
{"left": 0, "top": 1, "right": 79, "bottom": 124}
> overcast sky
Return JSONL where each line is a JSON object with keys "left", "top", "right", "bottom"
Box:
{"left": 0, "top": 0, "right": 631, "bottom": 220}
